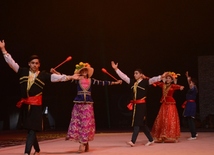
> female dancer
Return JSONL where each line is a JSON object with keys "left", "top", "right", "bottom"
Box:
{"left": 151, "top": 72, "right": 184, "bottom": 143}
{"left": 66, "top": 62, "right": 122, "bottom": 153}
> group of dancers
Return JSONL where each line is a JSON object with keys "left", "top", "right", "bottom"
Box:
{"left": 111, "top": 62, "right": 197, "bottom": 146}
{"left": 0, "top": 40, "right": 198, "bottom": 155}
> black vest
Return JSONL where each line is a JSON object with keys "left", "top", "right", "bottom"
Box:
{"left": 129, "top": 79, "right": 149, "bottom": 100}
{"left": 18, "top": 68, "right": 51, "bottom": 98}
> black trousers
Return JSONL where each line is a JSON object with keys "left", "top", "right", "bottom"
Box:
{"left": 24, "top": 130, "right": 40, "bottom": 154}
{"left": 131, "top": 125, "right": 153, "bottom": 143}
{"left": 187, "top": 116, "right": 197, "bottom": 137}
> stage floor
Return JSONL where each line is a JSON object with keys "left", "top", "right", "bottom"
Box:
{"left": 0, "top": 132, "right": 214, "bottom": 155}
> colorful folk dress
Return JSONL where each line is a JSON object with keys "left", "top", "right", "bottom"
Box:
{"left": 66, "top": 78, "right": 112, "bottom": 143}
{"left": 151, "top": 82, "right": 182, "bottom": 142}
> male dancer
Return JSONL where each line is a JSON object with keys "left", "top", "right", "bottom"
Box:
{"left": 182, "top": 71, "right": 198, "bottom": 140}
{"left": 111, "top": 61, "right": 166, "bottom": 146}
{"left": 0, "top": 40, "right": 78, "bottom": 155}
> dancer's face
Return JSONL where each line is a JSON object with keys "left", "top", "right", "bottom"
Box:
{"left": 80, "top": 68, "right": 88, "bottom": 78}
{"left": 165, "top": 76, "right": 173, "bottom": 84}
{"left": 134, "top": 71, "right": 142, "bottom": 81}
{"left": 28, "top": 59, "right": 40, "bottom": 73}
{"left": 190, "top": 81, "right": 195, "bottom": 88}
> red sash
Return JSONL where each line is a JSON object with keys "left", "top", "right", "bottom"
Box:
{"left": 127, "top": 98, "right": 146, "bottom": 110}
{"left": 16, "top": 95, "right": 42, "bottom": 108}
{"left": 181, "top": 100, "right": 195, "bottom": 108}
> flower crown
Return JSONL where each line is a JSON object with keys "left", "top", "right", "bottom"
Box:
{"left": 74, "top": 62, "right": 90, "bottom": 72}
{"left": 167, "top": 71, "right": 181, "bottom": 79}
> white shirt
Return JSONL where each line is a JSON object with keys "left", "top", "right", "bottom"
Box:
{"left": 115, "top": 69, "right": 161, "bottom": 84}
{"left": 3, "top": 53, "right": 70, "bottom": 82}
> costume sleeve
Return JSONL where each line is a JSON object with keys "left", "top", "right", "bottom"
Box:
{"left": 115, "top": 69, "right": 130, "bottom": 84}
{"left": 153, "top": 81, "right": 163, "bottom": 87}
{"left": 91, "top": 78, "right": 112, "bottom": 86}
{"left": 3, "top": 53, "right": 19, "bottom": 73}
{"left": 148, "top": 75, "right": 161, "bottom": 85}
{"left": 51, "top": 74, "right": 70, "bottom": 82}
{"left": 172, "top": 84, "right": 182, "bottom": 90}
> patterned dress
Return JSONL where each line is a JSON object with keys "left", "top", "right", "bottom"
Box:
{"left": 151, "top": 82, "right": 182, "bottom": 142}
{"left": 66, "top": 78, "right": 112, "bottom": 143}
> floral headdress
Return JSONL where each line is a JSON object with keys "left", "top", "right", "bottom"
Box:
{"left": 167, "top": 72, "right": 180, "bottom": 78}
{"left": 74, "top": 62, "right": 94, "bottom": 77}
{"left": 165, "top": 71, "right": 181, "bottom": 84}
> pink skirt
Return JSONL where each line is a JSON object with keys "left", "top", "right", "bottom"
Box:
{"left": 66, "top": 103, "right": 95, "bottom": 143}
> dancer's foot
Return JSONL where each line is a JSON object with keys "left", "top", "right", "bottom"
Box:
{"left": 145, "top": 140, "right": 154, "bottom": 146}
{"left": 78, "top": 142, "right": 89, "bottom": 153}
{"left": 85, "top": 143, "right": 89, "bottom": 152}
{"left": 188, "top": 137, "right": 197, "bottom": 140}
{"left": 126, "top": 141, "right": 135, "bottom": 147}
{"left": 78, "top": 143, "right": 86, "bottom": 153}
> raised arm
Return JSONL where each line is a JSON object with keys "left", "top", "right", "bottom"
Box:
{"left": 148, "top": 75, "right": 162, "bottom": 85}
{"left": 148, "top": 72, "right": 168, "bottom": 85}
{"left": 51, "top": 73, "right": 80, "bottom": 82}
{"left": 0, "top": 40, "right": 19, "bottom": 73}
{"left": 111, "top": 80, "right": 122, "bottom": 85}
{"left": 111, "top": 61, "right": 130, "bottom": 84}
{"left": 185, "top": 71, "right": 191, "bottom": 85}
{"left": 0, "top": 40, "right": 7, "bottom": 54}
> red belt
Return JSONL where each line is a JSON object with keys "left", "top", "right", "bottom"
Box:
{"left": 127, "top": 99, "right": 146, "bottom": 110}
{"left": 181, "top": 100, "right": 195, "bottom": 108}
{"left": 16, "top": 95, "right": 42, "bottom": 108}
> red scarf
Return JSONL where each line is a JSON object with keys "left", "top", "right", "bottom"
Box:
{"left": 16, "top": 95, "right": 42, "bottom": 108}
{"left": 127, "top": 98, "right": 146, "bottom": 110}
{"left": 182, "top": 100, "right": 195, "bottom": 108}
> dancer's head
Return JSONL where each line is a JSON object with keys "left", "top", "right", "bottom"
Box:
{"left": 28, "top": 55, "right": 40, "bottom": 73}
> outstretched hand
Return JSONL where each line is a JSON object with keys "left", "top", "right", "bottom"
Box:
{"left": 185, "top": 71, "right": 189, "bottom": 77}
{"left": 161, "top": 72, "right": 168, "bottom": 79}
{"left": 112, "top": 80, "right": 122, "bottom": 85}
{"left": 116, "top": 80, "right": 122, "bottom": 84}
{"left": 72, "top": 74, "right": 81, "bottom": 80}
{"left": 111, "top": 61, "right": 118, "bottom": 70}
{"left": 50, "top": 68, "right": 61, "bottom": 75}
{"left": 0, "top": 40, "right": 6, "bottom": 53}
{"left": 185, "top": 71, "right": 192, "bottom": 84}
{"left": 180, "top": 86, "right": 184, "bottom": 90}
{"left": 186, "top": 71, "right": 191, "bottom": 80}
{"left": 142, "top": 74, "right": 149, "bottom": 79}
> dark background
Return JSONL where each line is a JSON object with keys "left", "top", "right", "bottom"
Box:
{"left": 0, "top": 1, "right": 214, "bottom": 131}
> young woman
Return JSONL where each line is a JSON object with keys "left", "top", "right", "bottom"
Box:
{"left": 65, "top": 62, "right": 122, "bottom": 153}
{"left": 151, "top": 72, "right": 184, "bottom": 143}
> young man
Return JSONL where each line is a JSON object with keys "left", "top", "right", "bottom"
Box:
{"left": 111, "top": 61, "right": 166, "bottom": 146}
{"left": 0, "top": 40, "right": 78, "bottom": 155}
{"left": 182, "top": 71, "right": 198, "bottom": 140}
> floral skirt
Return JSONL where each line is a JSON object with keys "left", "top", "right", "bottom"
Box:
{"left": 151, "top": 103, "right": 180, "bottom": 142}
{"left": 66, "top": 103, "right": 95, "bottom": 143}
